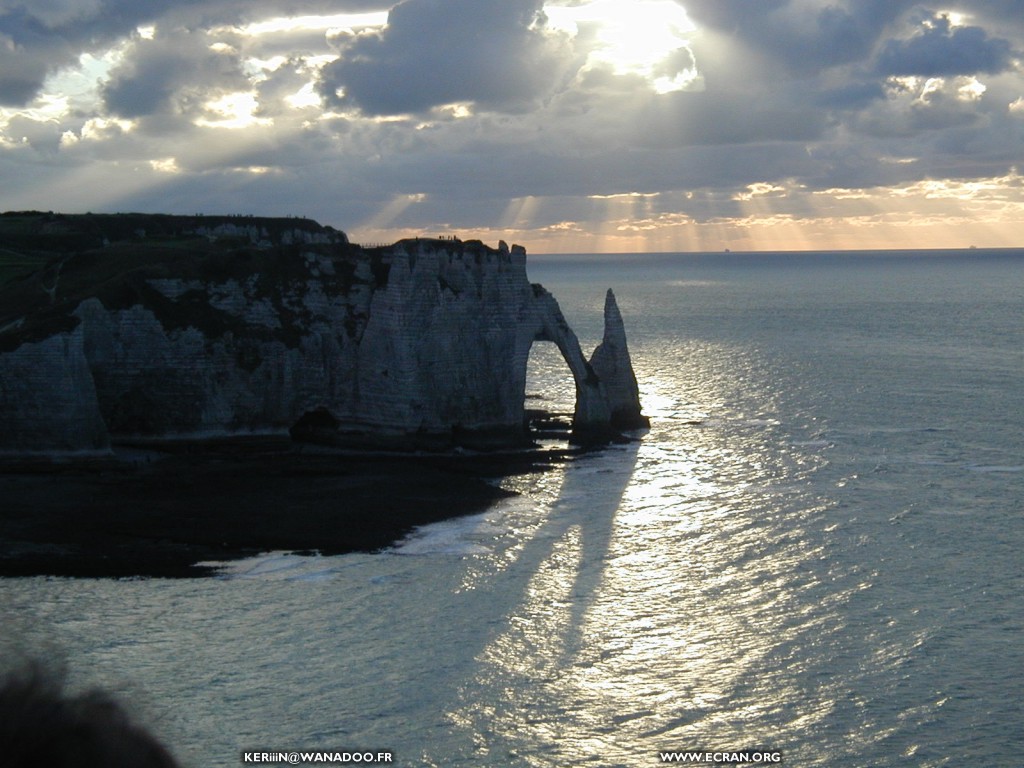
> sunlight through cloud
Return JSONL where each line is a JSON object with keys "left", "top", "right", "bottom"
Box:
{"left": 238, "top": 12, "right": 388, "bottom": 37}
{"left": 194, "top": 92, "right": 273, "bottom": 129}
{"left": 545, "top": 0, "right": 700, "bottom": 93}
{"left": 1, "top": 0, "right": 1022, "bottom": 252}
{"left": 149, "top": 157, "right": 181, "bottom": 174}
{"left": 362, "top": 193, "right": 428, "bottom": 230}
{"left": 286, "top": 82, "right": 322, "bottom": 110}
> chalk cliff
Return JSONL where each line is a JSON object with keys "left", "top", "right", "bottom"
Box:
{"left": 589, "top": 289, "right": 645, "bottom": 429}
{"left": 0, "top": 213, "right": 646, "bottom": 455}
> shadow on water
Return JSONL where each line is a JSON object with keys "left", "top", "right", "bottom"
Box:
{"left": 427, "top": 438, "right": 642, "bottom": 763}
{"left": 549, "top": 443, "right": 641, "bottom": 662}
{"left": 0, "top": 437, "right": 643, "bottom": 768}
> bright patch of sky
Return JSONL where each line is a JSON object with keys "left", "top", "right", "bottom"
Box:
{"left": 545, "top": 0, "right": 700, "bottom": 93}
{"left": 237, "top": 12, "right": 388, "bottom": 37}
{"left": 195, "top": 92, "right": 273, "bottom": 129}
{"left": 0, "top": 45, "right": 126, "bottom": 128}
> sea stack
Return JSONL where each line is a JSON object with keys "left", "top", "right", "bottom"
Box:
{"left": 0, "top": 213, "right": 647, "bottom": 455}
{"left": 589, "top": 289, "right": 649, "bottom": 430}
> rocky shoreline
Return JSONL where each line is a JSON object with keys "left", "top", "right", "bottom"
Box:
{"left": 0, "top": 214, "right": 646, "bottom": 456}
{"left": 0, "top": 213, "right": 647, "bottom": 578}
{"left": 0, "top": 442, "right": 576, "bottom": 579}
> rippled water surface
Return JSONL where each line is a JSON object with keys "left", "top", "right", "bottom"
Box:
{"left": 4, "top": 250, "right": 1023, "bottom": 767}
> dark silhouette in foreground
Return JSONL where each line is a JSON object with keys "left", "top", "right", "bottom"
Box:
{"left": 0, "top": 666, "right": 180, "bottom": 767}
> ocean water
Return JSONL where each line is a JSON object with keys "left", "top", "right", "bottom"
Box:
{"left": 3, "top": 249, "right": 1023, "bottom": 767}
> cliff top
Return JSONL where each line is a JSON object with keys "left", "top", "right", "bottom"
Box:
{"left": 0, "top": 211, "right": 365, "bottom": 352}
{"left": 0, "top": 212, "right": 530, "bottom": 354}
{"left": 0, "top": 209, "right": 342, "bottom": 243}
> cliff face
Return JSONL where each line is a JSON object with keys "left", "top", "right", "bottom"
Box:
{"left": 0, "top": 214, "right": 645, "bottom": 455}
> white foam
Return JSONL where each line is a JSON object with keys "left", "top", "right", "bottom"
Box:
{"left": 203, "top": 551, "right": 344, "bottom": 581}
{"left": 391, "top": 513, "right": 498, "bottom": 557}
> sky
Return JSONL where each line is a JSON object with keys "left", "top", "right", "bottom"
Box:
{"left": 1, "top": 0, "right": 1023, "bottom": 252}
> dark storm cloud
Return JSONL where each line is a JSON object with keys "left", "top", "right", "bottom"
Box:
{"left": 875, "top": 12, "right": 1016, "bottom": 76}
{"left": 318, "top": 0, "right": 575, "bottom": 115}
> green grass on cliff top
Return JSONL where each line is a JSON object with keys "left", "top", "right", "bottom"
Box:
{"left": 0, "top": 211, "right": 344, "bottom": 286}
{"left": 0, "top": 250, "right": 48, "bottom": 285}
{"left": 0, "top": 211, "right": 373, "bottom": 353}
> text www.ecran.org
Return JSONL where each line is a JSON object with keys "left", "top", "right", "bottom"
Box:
{"left": 659, "top": 752, "right": 783, "bottom": 764}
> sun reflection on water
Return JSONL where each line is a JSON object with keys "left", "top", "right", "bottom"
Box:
{"left": 6, "top": 258, "right": 1023, "bottom": 767}
{"left": 440, "top": 330, "right": 857, "bottom": 765}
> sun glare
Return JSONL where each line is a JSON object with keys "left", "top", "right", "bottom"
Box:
{"left": 194, "top": 92, "right": 273, "bottom": 129}
{"left": 238, "top": 12, "right": 388, "bottom": 37}
{"left": 545, "top": 0, "right": 699, "bottom": 93}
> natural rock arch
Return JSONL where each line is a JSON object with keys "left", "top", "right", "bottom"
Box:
{"left": 518, "top": 285, "right": 609, "bottom": 432}
{"left": 0, "top": 218, "right": 646, "bottom": 455}
{"left": 516, "top": 285, "right": 646, "bottom": 440}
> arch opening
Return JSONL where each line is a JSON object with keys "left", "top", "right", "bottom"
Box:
{"left": 525, "top": 340, "right": 577, "bottom": 442}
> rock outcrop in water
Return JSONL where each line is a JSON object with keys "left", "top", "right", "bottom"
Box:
{"left": 0, "top": 212, "right": 646, "bottom": 455}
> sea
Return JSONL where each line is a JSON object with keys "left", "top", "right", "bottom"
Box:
{"left": 2, "top": 249, "right": 1023, "bottom": 767}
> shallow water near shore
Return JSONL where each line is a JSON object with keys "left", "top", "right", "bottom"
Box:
{"left": 3, "top": 249, "right": 1024, "bottom": 766}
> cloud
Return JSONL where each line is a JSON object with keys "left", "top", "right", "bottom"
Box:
{"left": 1, "top": 113, "right": 65, "bottom": 153}
{"left": 632, "top": 90, "right": 829, "bottom": 148}
{"left": 852, "top": 77, "right": 984, "bottom": 138}
{"left": 875, "top": 11, "right": 1017, "bottom": 77}
{"left": 2, "top": 0, "right": 1024, "bottom": 250}
{"left": 683, "top": 0, "right": 918, "bottom": 75}
{"left": 101, "top": 31, "right": 248, "bottom": 118}
{"left": 815, "top": 81, "right": 887, "bottom": 111}
{"left": 0, "top": 8, "right": 78, "bottom": 104}
{"left": 318, "top": 0, "right": 576, "bottom": 115}
{"left": 0, "top": 1, "right": 181, "bottom": 105}
{"left": 0, "top": 1, "right": 392, "bottom": 106}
